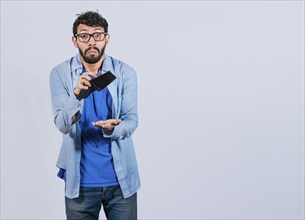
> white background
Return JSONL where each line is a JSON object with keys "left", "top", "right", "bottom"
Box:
{"left": 1, "top": 1, "right": 304, "bottom": 219}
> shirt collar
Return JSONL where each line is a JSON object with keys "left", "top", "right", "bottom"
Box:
{"left": 101, "top": 53, "right": 114, "bottom": 74}
{"left": 71, "top": 53, "right": 82, "bottom": 73}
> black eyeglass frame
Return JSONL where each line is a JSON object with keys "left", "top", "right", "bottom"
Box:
{"left": 74, "top": 32, "right": 108, "bottom": 43}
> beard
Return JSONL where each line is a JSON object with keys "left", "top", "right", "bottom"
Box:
{"left": 79, "top": 46, "right": 105, "bottom": 64}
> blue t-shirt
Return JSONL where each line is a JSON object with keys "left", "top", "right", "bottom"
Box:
{"left": 77, "top": 70, "right": 118, "bottom": 187}
{"left": 56, "top": 69, "right": 118, "bottom": 186}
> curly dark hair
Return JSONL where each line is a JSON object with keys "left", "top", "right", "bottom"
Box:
{"left": 73, "top": 11, "right": 108, "bottom": 36}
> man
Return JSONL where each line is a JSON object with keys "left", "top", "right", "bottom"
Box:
{"left": 49, "top": 11, "right": 140, "bottom": 220}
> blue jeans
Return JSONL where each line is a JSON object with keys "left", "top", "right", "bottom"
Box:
{"left": 65, "top": 185, "right": 137, "bottom": 220}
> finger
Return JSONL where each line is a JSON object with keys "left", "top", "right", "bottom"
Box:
{"left": 92, "top": 123, "right": 101, "bottom": 128}
{"left": 106, "top": 119, "right": 121, "bottom": 125}
{"left": 92, "top": 120, "right": 106, "bottom": 126}
{"left": 93, "top": 119, "right": 121, "bottom": 127}
{"left": 81, "top": 75, "right": 92, "bottom": 81}
{"left": 112, "top": 119, "right": 121, "bottom": 125}
{"left": 102, "top": 124, "right": 114, "bottom": 130}
{"left": 92, "top": 122, "right": 99, "bottom": 127}
{"left": 92, "top": 122, "right": 114, "bottom": 130}
{"left": 112, "top": 120, "right": 121, "bottom": 125}
{"left": 79, "top": 85, "right": 89, "bottom": 90}
{"left": 80, "top": 78, "right": 91, "bottom": 87}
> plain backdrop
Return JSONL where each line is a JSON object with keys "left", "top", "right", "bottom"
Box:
{"left": 1, "top": 1, "right": 304, "bottom": 219}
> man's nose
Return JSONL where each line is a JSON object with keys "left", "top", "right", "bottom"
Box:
{"left": 88, "top": 36, "right": 96, "bottom": 46}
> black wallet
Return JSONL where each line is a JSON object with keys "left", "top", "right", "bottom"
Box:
{"left": 77, "top": 71, "right": 116, "bottom": 100}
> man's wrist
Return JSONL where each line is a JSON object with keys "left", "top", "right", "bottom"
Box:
{"left": 103, "top": 127, "right": 114, "bottom": 136}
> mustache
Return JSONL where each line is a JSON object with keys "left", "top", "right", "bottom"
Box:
{"left": 85, "top": 47, "right": 100, "bottom": 54}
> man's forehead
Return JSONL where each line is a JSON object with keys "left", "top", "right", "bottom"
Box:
{"left": 77, "top": 24, "right": 104, "bottom": 32}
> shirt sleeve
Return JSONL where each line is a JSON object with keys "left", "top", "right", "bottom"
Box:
{"left": 50, "top": 68, "right": 83, "bottom": 134}
{"left": 103, "top": 67, "right": 138, "bottom": 140}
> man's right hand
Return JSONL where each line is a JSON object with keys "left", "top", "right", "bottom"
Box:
{"left": 73, "top": 71, "right": 98, "bottom": 97}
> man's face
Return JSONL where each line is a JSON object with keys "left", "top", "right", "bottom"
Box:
{"left": 72, "top": 24, "right": 109, "bottom": 64}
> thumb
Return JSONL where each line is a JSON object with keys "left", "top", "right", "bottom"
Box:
{"left": 110, "top": 119, "right": 121, "bottom": 125}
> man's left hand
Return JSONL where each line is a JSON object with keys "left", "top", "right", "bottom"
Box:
{"left": 92, "top": 119, "right": 121, "bottom": 131}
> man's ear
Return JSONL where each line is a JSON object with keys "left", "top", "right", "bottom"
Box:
{"left": 72, "top": 36, "right": 78, "bottom": 48}
{"left": 105, "top": 34, "right": 110, "bottom": 45}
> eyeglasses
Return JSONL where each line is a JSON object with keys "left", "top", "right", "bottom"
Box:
{"left": 75, "top": 32, "right": 108, "bottom": 43}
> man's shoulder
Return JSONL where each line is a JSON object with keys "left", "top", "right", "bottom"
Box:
{"left": 51, "top": 56, "right": 74, "bottom": 74}
{"left": 108, "top": 55, "right": 136, "bottom": 75}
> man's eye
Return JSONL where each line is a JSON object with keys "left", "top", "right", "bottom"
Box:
{"left": 94, "top": 33, "right": 102, "bottom": 37}
{"left": 79, "top": 34, "right": 88, "bottom": 38}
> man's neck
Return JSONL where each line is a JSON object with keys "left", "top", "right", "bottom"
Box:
{"left": 81, "top": 55, "right": 104, "bottom": 74}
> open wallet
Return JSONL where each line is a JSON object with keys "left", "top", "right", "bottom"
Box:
{"left": 77, "top": 71, "right": 116, "bottom": 100}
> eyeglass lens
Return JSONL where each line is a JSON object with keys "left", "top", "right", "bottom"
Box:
{"left": 78, "top": 33, "right": 106, "bottom": 42}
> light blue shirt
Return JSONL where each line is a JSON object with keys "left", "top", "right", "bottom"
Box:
{"left": 49, "top": 53, "right": 141, "bottom": 199}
